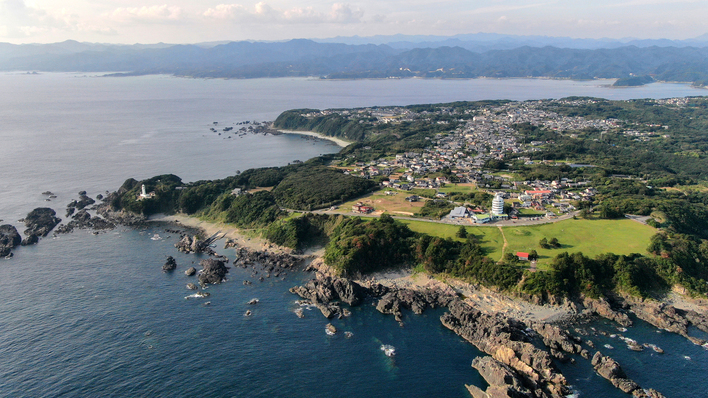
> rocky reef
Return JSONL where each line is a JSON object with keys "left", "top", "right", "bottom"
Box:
{"left": 591, "top": 352, "right": 666, "bottom": 397}
{"left": 441, "top": 300, "right": 569, "bottom": 397}
{"left": 0, "top": 224, "right": 22, "bottom": 257}
{"left": 198, "top": 258, "right": 229, "bottom": 285}
{"left": 22, "top": 207, "right": 61, "bottom": 238}
{"left": 162, "top": 256, "right": 177, "bottom": 272}
{"left": 55, "top": 209, "right": 115, "bottom": 234}
{"left": 288, "top": 271, "right": 682, "bottom": 398}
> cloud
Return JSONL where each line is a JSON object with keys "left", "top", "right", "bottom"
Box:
{"left": 109, "top": 4, "right": 183, "bottom": 23}
{"left": 203, "top": 2, "right": 363, "bottom": 24}
{"left": 0, "top": 0, "right": 73, "bottom": 38}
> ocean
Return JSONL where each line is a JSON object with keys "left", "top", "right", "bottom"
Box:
{"left": 1, "top": 73, "right": 706, "bottom": 397}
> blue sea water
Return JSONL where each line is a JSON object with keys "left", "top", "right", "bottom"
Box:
{"left": 1, "top": 73, "right": 707, "bottom": 397}
{"left": 0, "top": 226, "right": 483, "bottom": 397}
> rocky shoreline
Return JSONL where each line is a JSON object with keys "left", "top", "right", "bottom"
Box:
{"left": 284, "top": 267, "right": 708, "bottom": 397}
{"left": 150, "top": 214, "right": 706, "bottom": 397}
{"left": 5, "top": 197, "right": 704, "bottom": 397}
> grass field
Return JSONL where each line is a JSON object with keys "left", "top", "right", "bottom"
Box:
{"left": 400, "top": 217, "right": 657, "bottom": 267}
{"left": 340, "top": 190, "right": 426, "bottom": 216}
{"left": 517, "top": 208, "right": 546, "bottom": 216}
{"left": 400, "top": 220, "right": 505, "bottom": 260}
{"left": 503, "top": 218, "right": 656, "bottom": 268}
{"left": 437, "top": 183, "right": 478, "bottom": 194}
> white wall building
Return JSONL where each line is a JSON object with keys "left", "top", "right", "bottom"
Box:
{"left": 491, "top": 194, "right": 505, "bottom": 216}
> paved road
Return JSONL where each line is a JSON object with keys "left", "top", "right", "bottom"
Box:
{"left": 285, "top": 207, "right": 581, "bottom": 228}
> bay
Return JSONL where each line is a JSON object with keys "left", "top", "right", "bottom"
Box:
{"left": 1, "top": 73, "right": 707, "bottom": 397}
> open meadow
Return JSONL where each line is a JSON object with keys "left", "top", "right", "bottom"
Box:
{"left": 401, "top": 217, "right": 656, "bottom": 267}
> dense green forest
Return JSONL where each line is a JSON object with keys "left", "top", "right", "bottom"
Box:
{"left": 271, "top": 166, "right": 377, "bottom": 210}
{"left": 109, "top": 157, "right": 374, "bottom": 218}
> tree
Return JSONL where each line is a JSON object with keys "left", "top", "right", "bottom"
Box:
{"left": 549, "top": 237, "right": 560, "bottom": 248}
{"left": 456, "top": 226, "right": 468, "bottom": 238}
{"left": 528, "top": 250, "right": 539, "bottom": 261}
{"left": 539, "top": 237, "right": 550, "bottom": 249}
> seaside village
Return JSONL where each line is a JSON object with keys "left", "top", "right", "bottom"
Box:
{"left": 327, "top": 98, "right": 645, "bottom": 224}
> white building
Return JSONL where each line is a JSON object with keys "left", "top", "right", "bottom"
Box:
{"left": 491, "top": 194, "right": 505, "bottom": 216}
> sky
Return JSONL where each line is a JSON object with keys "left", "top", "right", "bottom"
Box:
{"left": 0, "top": 0, "right": 706, "bottom": 44}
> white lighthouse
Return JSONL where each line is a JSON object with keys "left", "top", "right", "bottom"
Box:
{"left": 491, "top": 193, "right": 505, "bottom": 216}
{"left": 138, "top": 184, "right": 153, "bottom": 200}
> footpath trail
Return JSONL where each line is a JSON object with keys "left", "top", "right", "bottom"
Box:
{"left": 498, "top": 226, "right": 508, "bottom": 262}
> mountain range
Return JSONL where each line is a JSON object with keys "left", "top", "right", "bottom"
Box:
{"left": 2, "top": 33, "right": 708, "bottom": 85}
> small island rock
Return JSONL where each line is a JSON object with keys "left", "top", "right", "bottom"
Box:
{"left": 162, "top": 256, "right": 177, "bottom": 272}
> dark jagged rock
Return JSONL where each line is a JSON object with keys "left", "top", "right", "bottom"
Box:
{"left": 583, "top": 296, "right": 632, "bottom": 327}
{"left": 174, "top": 234, "right": 216, "bottom": 256}
{"left": 54, "top": 209, "right": 115, "bottom": 234}
{"left": 332, "top": 277, "right": 366, "bottom": 306}
{"left": 0, "top": 224, "right": 22, "bottom": 257}
{"left": 95, "top": 196, "right": 146, "bottom": 226}
{"left": 96, "top": 194, "right": 103, "bottom": 200}
{"left": 66, "top": 194, "right": 96, "bottom": 212}
{"left": 375, "top": 287, "right": 456, "bottom": 318}
{"left": 289, "top": 274, "right": 367, "bottom": 318}
{"left": 622, "top": 296, "right": 705, "bottom": 344}
{"left": 533, "top": 323, "right": 589, "bottom": 359}
{"left": 590, "top": 351, "right": 653, "bottom": 395}
{"left": 185, "top": 267, "right": 196, "bottom": 276}
{"left": 162, "top": 256, "right": 177, "bottom": 272}
{"left": 685, "top": 310, "right": 708, "bottom": 334}
{"left": 468, "top": 356, "right": 533, "bottom": 398}
{"left": 441, "top": 300, "right": 569, "bottom": 398}
{"left": 316, "top": 303, "right": 343, "bottom": 319}
{"left": 198, "top": 258, "right": 229, "bottom": 285}
{"left": 23, "top": 208, "right": 61, "bottom": 237}
{"left": 186, "top": 283, "right": 198, "bottom": 290}
{"left": 21, "top": 234, "right": 39, "bottom": 246}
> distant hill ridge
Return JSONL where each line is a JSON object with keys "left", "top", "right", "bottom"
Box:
{"left": 2, "top": 36, "right": 708, "bottom": 84}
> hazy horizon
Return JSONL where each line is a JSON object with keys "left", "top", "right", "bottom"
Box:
{"left": 1, "top": 0, "right": 706, "bottom": 45}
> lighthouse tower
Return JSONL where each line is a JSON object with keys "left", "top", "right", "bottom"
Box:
{"left": 139, "top": 184, "right": 150, "bottom": 199}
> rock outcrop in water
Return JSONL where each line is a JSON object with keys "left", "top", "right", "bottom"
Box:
{"left": 533, "top": 323, "right": 590, "bottom": 361}
{"left": 0, "top": 224, "right": 22, "bottom": 257}
{"left": 289, "top": 275, "right": 366, "bottom": 318}
{"left": 162, "top": 256, "right": 177, "bottom": 272}
{"left": 441, "top": 300, "right": 569, "bottom": 398}
{"left": 23, "top": 207, "right": 61, "bottom": 238}
{"left": 174, "top": 234, "right": 217, "bottom": 255}
{"left": 20, "top": 234, "right": 39, "bottom": 246}
{"left": 198, "top": 258, "right": 229, "bottom": 285}
{"left": 621, "top": 295, "right": 708, "bottom": 346}
{"left": 467, "top": 356, "right": 533, "bottom": 398}
{"left": 590, "top": 352, "right": 666, "bottom": 397}
{"left": 55, "top": 209, "right": 116, "bottom": 234}
{"left": 67, "top": 192, "right": 96, "bottom": 212}
{"left": 290, "top": 273, "right": 569, "bottom": 397}
{"left": 582, "top": 296, "right": 632, "bottom": 327}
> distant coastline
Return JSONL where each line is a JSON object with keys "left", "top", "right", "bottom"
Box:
{"left": 276, "top": 129, "right": 352, "bottom": 147}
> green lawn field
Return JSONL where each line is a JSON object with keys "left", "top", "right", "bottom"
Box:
{"left": 400, "top": 220, "right": 505, "bottom": 260}
{"left": 400, "top": 217, "right": 656, "bottom": 267}
{"left": 503, "top": 218, "right": 656, "bottom": 267}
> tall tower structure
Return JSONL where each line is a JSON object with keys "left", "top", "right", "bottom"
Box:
{"left": 491, "top": 193, "right": 505, "bottom": 216}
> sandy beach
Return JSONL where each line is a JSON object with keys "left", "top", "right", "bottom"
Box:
{"left": 149, "top": 213, "right": 289, "bottom": 254}
{"left": 276, "top": 129, "right": 352, "bottom": 147}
